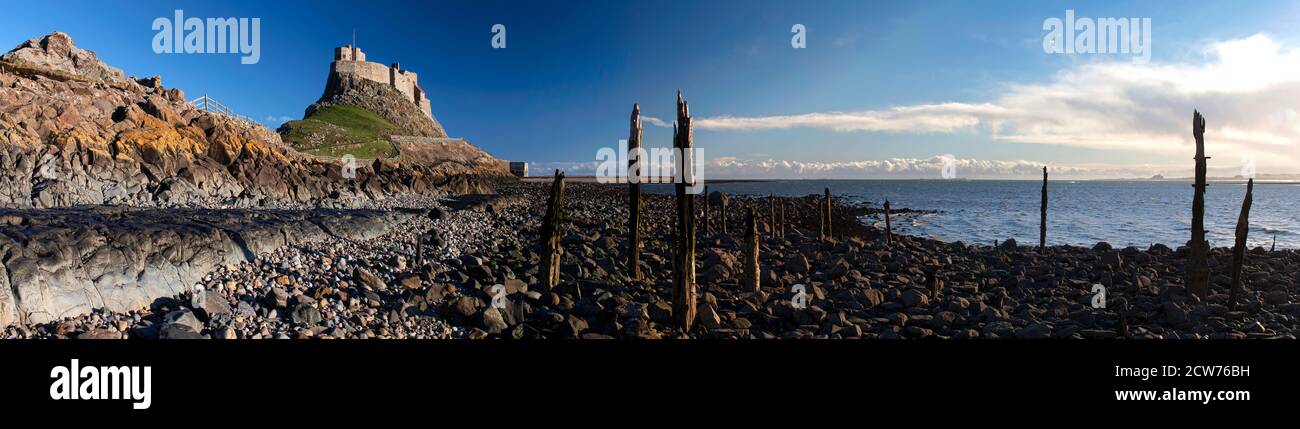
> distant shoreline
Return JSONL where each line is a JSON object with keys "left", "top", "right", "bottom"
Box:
{"left": 519, "top": 177, "right": 1300, "bottom": 184}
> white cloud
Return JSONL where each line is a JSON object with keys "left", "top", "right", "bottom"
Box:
{"left": 701, "top": 156, "right": 1179, "bottom": 180}
{"left": 642, "top": 115, "right": 671, "bottom": 128}
{"left": 536, "top": 155, "right": 1213, "bottom": 180}
{"left": 696, "top": 103, "right": 1002, "bottom": 133}
{"left": 691, "top": 34, "right": 1300, "bottom": 171}
{"left": 264, "top": 115, "right": 295, "bottom": 125}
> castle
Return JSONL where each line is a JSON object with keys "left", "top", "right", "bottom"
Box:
{"left": 330, "top": 44, "right": 433, "bottom": 119}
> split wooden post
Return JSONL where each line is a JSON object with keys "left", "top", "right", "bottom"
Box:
{"left": 768, "top": 194, "right": 776, "bottom": 238}
{"left": 719, "top": 192, "right": 728, "bottom": 236}
{"left": 821, "top": 188, "right": 832, "bottom": 240}
{"left": 672, "top": 91, "right": 697, "bottom": 331}
{"left": 744, "top": 207, "right": 760, "bottom": 292}
{"left": 1228, "top": 178, "right": 1254, "bottom": 308}
{"left": 702, "top": 185, "right": 710, "bottom": 237}
{"left": 627, "top": 104, "right": 644, "bottom": 280}
{"left": 1187, "top": 111, "right": 1211, "bottom": 298}
{"left": 1040, "top": 166, "right": 1048, "bottom": 251}
{"left": 883, "top": 200, "right": 893, "bottom": 246}
{"left": 778, "top": 201, "right": 786, "bottom": 239}
{"left": 539, "top": 169, "right": 566, "bottom": 291}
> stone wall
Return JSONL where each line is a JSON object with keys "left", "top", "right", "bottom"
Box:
{"left": 328, "top": 45, "right": 431, "bottom": 119}
{"left": 331, "top": 60, "right": 388, "bottom": 86}
{"left": 391, "top": 67, "right": 415, "bottom": 101}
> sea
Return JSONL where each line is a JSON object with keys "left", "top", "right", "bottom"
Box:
{"left": 644, "top": 180, "right": 1300, "bottom": 250}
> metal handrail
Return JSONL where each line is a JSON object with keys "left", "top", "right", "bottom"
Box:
{"left": 189, "top": 94, "right": 256, "bottom": 124}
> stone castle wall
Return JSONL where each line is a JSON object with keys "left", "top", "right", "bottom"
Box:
{"left": 331, "top": 60, "right": 388, "bottom": 85}
{"left": 330, "top": 45, "right": 432, "bottom": 119}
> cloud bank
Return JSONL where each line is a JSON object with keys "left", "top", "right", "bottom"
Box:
{"left": 531, "top": 156, "right": 1223, "bottom": 180}
{"left": 688, "top": 34, "right": 1300, "bottom": 170}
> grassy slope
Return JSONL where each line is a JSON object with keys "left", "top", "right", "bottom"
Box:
{"left": 280, "top": 105, "right": 399, "bottom": 159}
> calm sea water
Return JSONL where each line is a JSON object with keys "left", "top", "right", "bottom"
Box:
{"left": 645, "top": 180, "right": 1300, "bottom": 250}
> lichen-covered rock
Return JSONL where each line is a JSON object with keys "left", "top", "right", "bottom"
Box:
{"left": 0, "top": 32, "right": 510, "bottom": 209}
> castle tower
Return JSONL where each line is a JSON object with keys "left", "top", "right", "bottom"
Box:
{"left": 329, "top": 45, "right": 430, "bottom": 119}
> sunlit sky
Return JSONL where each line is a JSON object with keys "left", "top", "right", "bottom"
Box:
{"left": 3, "top": 0, "right": 1299, "bottom": 178}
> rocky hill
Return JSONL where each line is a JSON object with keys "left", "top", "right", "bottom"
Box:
{"left": 0, "top": 32, "right": 509, "bottom": 209}
{"left": 278, "top": 50, "right": 509, "bottom": 178}
{"left": 308, "top": 72, "right": 448, "bottom": 138}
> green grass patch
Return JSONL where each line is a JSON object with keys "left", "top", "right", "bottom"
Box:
{"left": 280, "top": 104, "right": 399, "bottom": 159}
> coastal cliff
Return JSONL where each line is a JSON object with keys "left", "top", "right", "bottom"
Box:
{"left": 0, "top": 32, "right": 507, "bottom": 209}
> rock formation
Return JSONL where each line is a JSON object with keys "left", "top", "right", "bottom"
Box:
{"left": 308, "top": 72, "right": 448, "bottom": 138}
{"left": 0, "top": 206, "right": 414, "bottom": 326}
{"left": 0, "top": 32, "right": 508, "bottom": 209}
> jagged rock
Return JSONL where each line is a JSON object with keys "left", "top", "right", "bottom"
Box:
{"left": 158, "top": 323, "right": 204, "bottom": 339}
{"left": 0, "top": 32, "right": 509, "bottom": 210}
{"left": 481, "top": 306, "right": 507, "bottom": 334}
{"left": 902, "top": 288, "right": 929, "bottom": 307}
{"left": 0, "top": 32, "right": 133, "bottom": 87}
{"left": 861, "top": 288, "right": 885, "bottom": 307}
{"left": 162, "top": 309, "right": 203, "bottom": 332}
{"left": 291, "top": 302, "right": 322, "bottom": 325}
{"left": 353, "top": 266, "right": 385, "bottom": 290}
{"left": 0, "top": 206, "right": 413, "bottom": 326}
{"left": 192, "top": 290, "right": 232, "bottom": 320}
{"left": 265, "top": 287, "right": 290, "bottom": 308}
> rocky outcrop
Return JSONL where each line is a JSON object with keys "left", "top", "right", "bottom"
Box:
{"left": 0, "top": 32, "right": 510, "bottom": 209}
{"left": 0, "top": 32, "right": 134, "bottom": 88}
{"left": 309, "top": 72, "right": 448, "bottom": 138}
{"left": 391, "top": 135, "right": 507, "bottom": 176}
{"left": 0, "top": 206, "right": 415, "bottom": 326}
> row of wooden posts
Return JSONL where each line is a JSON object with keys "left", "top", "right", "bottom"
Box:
{"left": 1031, "top": 110, "right": 1254, "bottom": 306}
{"left": 534, "top": 107, "right": 1258, "bottom": 332}
{"left": 536, "top": 91, "right": 853, "bottom": 331}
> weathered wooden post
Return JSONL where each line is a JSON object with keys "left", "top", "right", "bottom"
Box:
{"left": 1118, "top": 302, "right": 1131, "bottom": 339}
{"left": 1040, "top": 166, "right": 1048, "bottom": 251}
{"left": 627, "top": 104, "right": 644, "bottom": 280}
{"left": 768, "top": 194, "right": 776, "bottom": 238}
{"left": 778, "top": 201, "right": 786, "bottom": 239}
{"left": 1228, "top": 178, "right": 1253, "bottom": 308}
{"left": 821, "top": 188, "right": 832, "bottom": 240}
{"left": 719, "top": 192, "right": 728, "bottom": 236}
{"left": 672, "top": 91, "right": 697, "bottom": 331}
{"left": 702, "top": 185, "right": 710, "bottom": 237}
{"left": 540, "top": 169, "right": 566, "bottom": 291}
{"left": 744, "top": 207, "right": 760, "bottom": 292}
{"left": 883, "top": 200, "right": 893, "bottom": 246}
{"left": 927, "top": 270, "right": 943, "bottom": 300}
{"left": 1187, "top": 110, "right": 1211, "bottom": 298}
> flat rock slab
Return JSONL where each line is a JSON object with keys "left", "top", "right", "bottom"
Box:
{"left": 0, "top": 207, "right": 413, "bottom": 326}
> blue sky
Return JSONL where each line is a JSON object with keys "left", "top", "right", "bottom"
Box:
{"left": 3, "top": 0, "right": 1299, "bottom": 178}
